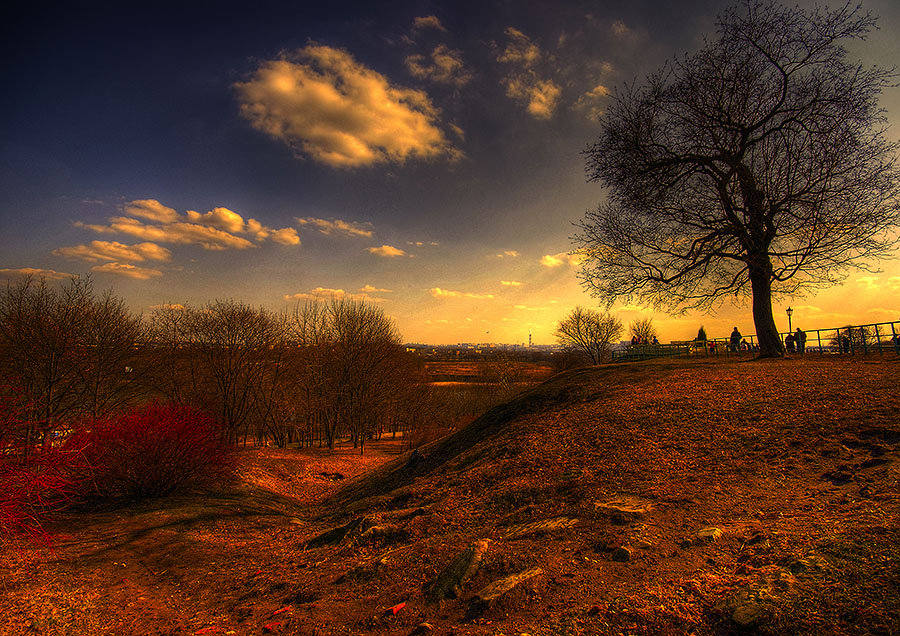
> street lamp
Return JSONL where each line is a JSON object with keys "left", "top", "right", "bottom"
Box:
{"left": 786, "top": 306, "right": 793, "bottom": 333}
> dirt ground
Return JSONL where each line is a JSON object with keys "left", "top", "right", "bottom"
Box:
{"left": 1, "top": 356, "right": 898, "bottom": 636}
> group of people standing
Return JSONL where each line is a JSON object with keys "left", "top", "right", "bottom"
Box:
{"left": 729, "top": 326, "right": 808, "bottom": 353}
{"left": 785, "top": 327, "right": 808, "bottom": 353}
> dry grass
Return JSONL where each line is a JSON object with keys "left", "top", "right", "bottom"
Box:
{"left": 1, "top": 356, "right": 898, "bottom": 635}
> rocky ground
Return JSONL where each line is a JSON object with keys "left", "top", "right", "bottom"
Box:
{"left": 1, "top": 355, "right": 898, "bottom": 635}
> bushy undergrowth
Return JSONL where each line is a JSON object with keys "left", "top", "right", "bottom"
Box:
{"left": 67, "top": 402, "right": 234, "bottom": 501}
{"left": 0, "top": 450, "right": 77, "bottom": 543}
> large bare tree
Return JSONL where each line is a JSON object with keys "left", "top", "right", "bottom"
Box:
{"left": 575, "top": 0, "right": 900, "bottom": 357}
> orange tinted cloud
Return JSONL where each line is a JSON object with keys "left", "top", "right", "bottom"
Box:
{"left": 235, "top": 45, "right": 460, "bottom": 167}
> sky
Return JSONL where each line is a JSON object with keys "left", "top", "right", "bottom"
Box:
{"left": 2, "top": 0, "right": 899, "bottom": 345}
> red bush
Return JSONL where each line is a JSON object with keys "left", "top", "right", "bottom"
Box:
{"left": 67, "top": 403, "right": 234, "bottom": 501}
{"left": 0, "top": 450, "right": 78, "bottom": 543}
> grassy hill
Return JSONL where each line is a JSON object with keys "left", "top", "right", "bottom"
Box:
{"left": 2, "top": 356, "right": 898, "bottom": 635}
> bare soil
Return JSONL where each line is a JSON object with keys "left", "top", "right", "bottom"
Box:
{"left": 2, "top": 356, "right": 898, "bottom": 636}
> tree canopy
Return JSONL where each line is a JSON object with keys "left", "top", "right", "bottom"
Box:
{"left": 575, "top": 0, "right": 900, "bottom": 357}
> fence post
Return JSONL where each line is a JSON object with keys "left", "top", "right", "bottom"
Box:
{"left": 891, "top": 323, "right": 900, "bottom": 355}
{"left": 816, "top": 329, "right": 822, "bottom": 355}
{"left": 875, "top": 324, "right": 882, "bottom": 355}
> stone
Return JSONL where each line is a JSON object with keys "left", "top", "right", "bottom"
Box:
{"left": 427, "top": 539, "right": 490, "bottom": 602}
{"left": 697, "top": 527, "right": 723, "bottom": 542}
{"left": 610, "top": 547, "right": 632, "bottom": 562}
{"left": 413, "top": 623, "right": 434, "bottom": 634}
{"left": 594, "top": 497, "right": 654, "bottom": 524}
{"left": 475, "top": 568, "right": 543, "bottom": 603}
{"left": 306, "top": 517, "right": 363, "bottom": 549}
{"left": 505, "top": 517, "right": 579, "bottom": 540}
{"left": 732, "top": 602, "right": 766, "bottom": 627}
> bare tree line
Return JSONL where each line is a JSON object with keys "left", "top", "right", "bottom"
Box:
{"left": 0, "top": 276, "right": 440, "bottom": 453}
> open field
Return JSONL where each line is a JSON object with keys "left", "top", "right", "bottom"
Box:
{"left": 1, "top": 356, "right": 899, "bottom": 635}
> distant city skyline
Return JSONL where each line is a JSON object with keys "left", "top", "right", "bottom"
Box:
{"left": 2, "top": 1, "right": 899, "bottom": 345}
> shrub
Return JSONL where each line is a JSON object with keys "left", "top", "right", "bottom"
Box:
{"left": 68, "top": 402, "right": 234, "bottom": 501}
{"left": 0, "top": 450, "right": 78, "bottom": 543}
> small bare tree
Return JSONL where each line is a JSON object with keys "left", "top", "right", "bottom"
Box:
{"left": 555, "top": 306, "right": 623, "bottom": 365}
{"left": 629, "top": 318, "right": 658, "bottom": 343}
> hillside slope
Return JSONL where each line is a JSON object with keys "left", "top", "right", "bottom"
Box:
{"left": 2, "top": 356, "right": 898, "bottom": 636}
{"left": 313, "top": 356, "right": 900, "bottom": 635}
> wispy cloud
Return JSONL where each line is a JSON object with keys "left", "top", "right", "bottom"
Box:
{"left": 540, "top": 251, "right": 584, "bottom": 268}
{"left": 494, "top": 250, "right": 520, "bottom": 259}
{"left": 413, "top": 15, "right": 447, "bottom": 33}
{"left": 0, "top": 267, "right": 73, "bottom": 281}
{"left": 497, "top": 27, "right": 560, "bottom": 119}
{"left": 283, "top": 287, "right": 346, "bottom": 301}
{"left": 234, "top": 45, "right": 460, "bottom": 168}
{"left": 297, "top": 217, "right": 374, "bottom": 238}
{"left": 501, "top": 280, "right": 523, "bottom": 287}
{"left": 91, "top": 262, "right": 163, "bottom": 280}
{"left": 54, "top": 240, "right": 172, "bottom": 263}
{"left": 360, "top": 284, "right": 392, "bottom": 293}
{"left": 367, "top": 245, "right": 408, "bottom": 258}
{"left": 430, "top": 287, "right": 495, "bottom": 299}
{"left": 574, "top": 84, "right": 611, "bottom": 120}
{"left": 405, "top": 45, "right": 472, "bottom": 87}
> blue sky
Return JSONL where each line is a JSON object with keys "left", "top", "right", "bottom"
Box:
{"left": 2, "top": 0, "right": 899, "bottom": 344}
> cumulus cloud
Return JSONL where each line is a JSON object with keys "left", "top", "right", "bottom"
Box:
{"left": 367, "top": 245, "right": 408, "bottom": 257}
{"left": 77, "top": 199, "right": 298, "bottom": 251}
{"left": 297, "top": 217, "right": 374, "bottom": 238}
{"left": 888, "top": 276, "right": 900, "bottom": 290}
{"left": 360, "top": 284, "right": 392, "bottom": 293}
{"left": 405, "top": 45, "right": 472, "bottom": 87}
{"left": 54, "top": 240, "right": 172, "bottom": 263}
{"left": 501, "top": 280, "right": 523, "bottom": 287}
{"left": 856, "top": 276, "right": 881, "bottom": 290}
{"left": 430, "top": 287, "right": 495, "bottom": 299}
{"left": 504, "top": 76, "right": 561, "bottom": 119}
{"left": 0, "top": 267, "right": 72, "bottom": 281}
{"left": 497, "top": 28, "right": 560, "bottom": 119}
{"left": 91, "top": 262, "right": 163, "bottom": 280}
{"left": 495, "top": 250, "right": 520, "bottom": 259}
{"left": 234, "top": 45, "right": 460, "bottom": 168}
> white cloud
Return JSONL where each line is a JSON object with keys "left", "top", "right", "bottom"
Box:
{"left": 234, "top": 45, "right": 460, "bottom": 168}
{"left": 367, "top": 245, "right": 408, "bottom": 257}
{"left": 186, "top": 207, "right": 247, "bottom": 233}
{"left": 501, "top": 280, "right": 523, "bottom": 287}
{"left": 430, "top": 287, "right": 495, "bottom": 299}
{"left": 886, "top": 276, "right": 900, "bottom": 291}
{"left": 297, "top": 217, "right": 374, "bottom": 238}
{"left": 360, "top": 284, "right": 392, "bottom": 293}
{"left": 405, "top": 45, "right": 472, "bottom": 87}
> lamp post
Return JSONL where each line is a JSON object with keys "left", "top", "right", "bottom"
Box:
{"left": 786, "top": 306, "right": 793, "bottom": 334}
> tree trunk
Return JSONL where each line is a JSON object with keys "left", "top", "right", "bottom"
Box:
{"left": 748, "top": 258, "right": 784, "bottom": 358}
